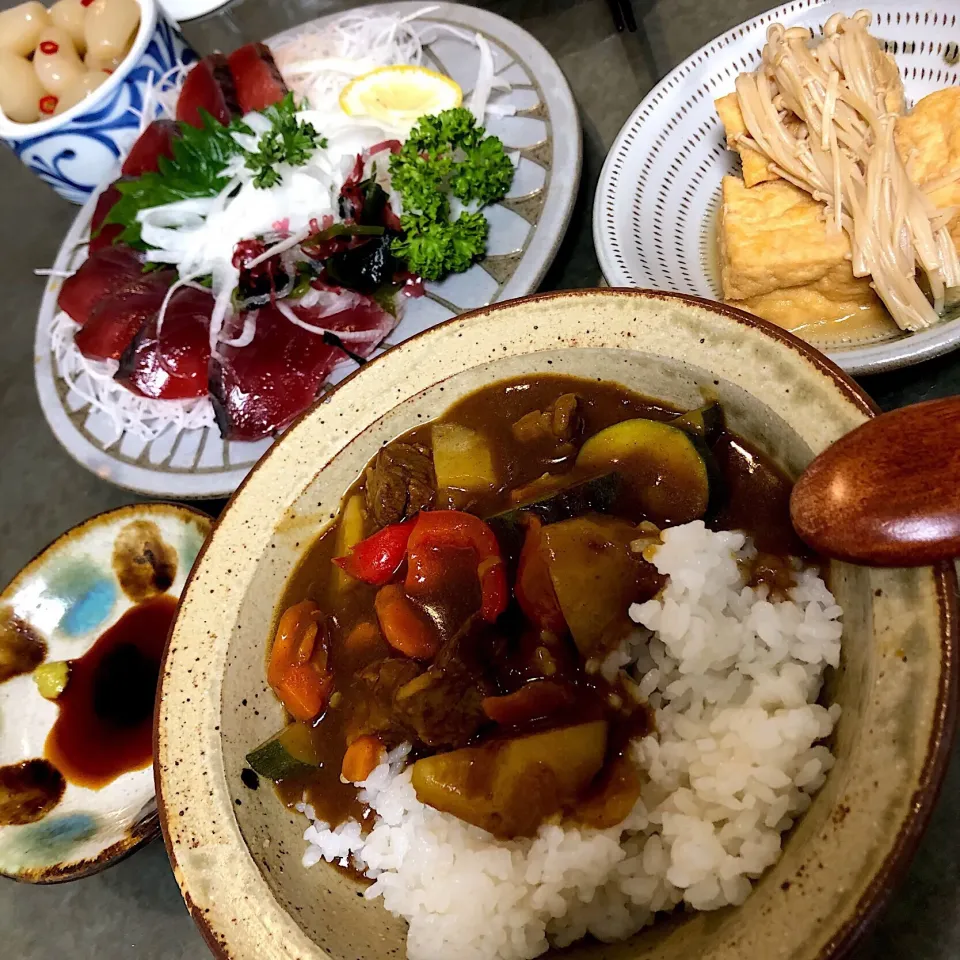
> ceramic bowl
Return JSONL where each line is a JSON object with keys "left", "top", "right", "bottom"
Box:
{"left": 0, "top": 502, "right": 210, "bottom": 883}
{"left": 0, "top": 0, "right": 195, "bottom": 204}
{"left": 156, "top": 290, "right": 957, "bottom": 960}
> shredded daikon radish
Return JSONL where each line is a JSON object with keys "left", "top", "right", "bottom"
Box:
{"left": 274, "top": 296, "right": 387, "bottom": 342}
{"left": 468, "top": 33, "right": 495, "bottom": 123}
{"left": 272, "top": 10, "right": 435, "bottom": 112}
{"left": 273, "top": 8, "right": 511, "bottom": 123}
{"left": 35, "top": 268, "right": 76, "bottom": 278}
{"left": 219, "top": 309, "right": 259, "bottom": 348}
{"left": 131, "top": 60, "right": 192, "bottom": 133}
{"left": 730, "top": 10, "right": 959, "bottom": 332}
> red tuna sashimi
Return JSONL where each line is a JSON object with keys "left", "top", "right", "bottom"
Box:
{"left": 227, "top": 43, "right": 288, "bottom": 113}
{"left": 176, "top": 54, "right": 240, "bottom": 128}
{"left": 58, "top": 246, "right": 144, "bottom": 325}
{"left": 115, "top": 287, "right": 213, "bottom": 399}
{"left": 122, "top": 119, "right": 180, "bottom": 177}
{"left": 89, "top": 181, "right": 124, "bottom": 253}
{"left": 74, "top": 270, "right": 176, "bottom": 361}
{"left": 210, "top": 293, "right": 395, "bottom": 441}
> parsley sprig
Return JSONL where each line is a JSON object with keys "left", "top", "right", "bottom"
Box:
{"left": 244, "top": 93, "right": 327, "bottom": 188}
{"left": 388, "top": 107, "right": 514, "bottom": 280}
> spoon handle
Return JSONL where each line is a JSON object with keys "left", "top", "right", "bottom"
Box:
{"left": 790, "top": 396, "right": 960, "bottom": 566}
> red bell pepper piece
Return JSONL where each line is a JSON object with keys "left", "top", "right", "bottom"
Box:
{"left": 333, "top": 517, "right": 417, "bottom": 586}
{"left": 515, "top": 516, "right": 567, "bottom": 635}
{"left": 405, "top": 511, "right": 508, "bottom": 622}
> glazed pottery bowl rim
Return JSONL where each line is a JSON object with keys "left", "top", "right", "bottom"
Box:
{"left": 0, "top": 0, "right": 159, "bottom": 140}
{"left": 156, "top": 288, "right": 958, "bottom": 960}
{"left": 0, "top": 499, "right": 212, "bottom": 884}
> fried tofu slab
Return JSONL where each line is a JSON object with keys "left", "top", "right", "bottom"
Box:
{"left": 716, "top": 88, "right": 960, "bottom": 338}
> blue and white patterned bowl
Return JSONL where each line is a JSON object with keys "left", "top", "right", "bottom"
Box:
{"left": 0, "top": 0, "right": 196, "bottom": 204}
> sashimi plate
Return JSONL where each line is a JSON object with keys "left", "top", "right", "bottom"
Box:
{"left": 35, "top": 1, "right": 580, "bottom": 498}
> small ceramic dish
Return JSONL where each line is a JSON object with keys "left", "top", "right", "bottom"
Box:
{"left": 0, "top": 502, "right": 210, "bottom": 883}
{"left": 0, "top": 0, "right": 195, "bottom": 204}
{"left": 156, "top": 290, "right": 957, "bottom": 960}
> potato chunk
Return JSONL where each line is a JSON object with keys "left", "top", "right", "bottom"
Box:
{"left": 411, "top": 721, "right": 607, "bottom": 838}
{"left": 432, "top": 423, "right": 496, "bottom": 492}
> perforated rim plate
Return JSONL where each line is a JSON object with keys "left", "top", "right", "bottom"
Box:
{"left": 34, "top": 1, "right": 580, "bottom": 499}
{"left": 592, "top": 0, "right": 960, "bottom": 376}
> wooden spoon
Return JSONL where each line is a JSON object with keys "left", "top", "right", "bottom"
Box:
{"left": 790, "top": 396, "right": 960, "bottom": 566}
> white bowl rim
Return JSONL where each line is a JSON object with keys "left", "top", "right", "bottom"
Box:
{"left": 0, "top": 0, "right": 159, "bottom": 139}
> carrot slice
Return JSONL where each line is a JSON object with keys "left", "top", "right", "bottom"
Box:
{"left": 277, "top": 665, "right": 334, "bottom": 724}
{"left": 344, "top": 620, "right": 380, "bottom": 654}
{"left": 341, "top": 734, "right": 385, "bottom": 783}
{"left": 374, "top": 584, "right": 438, "bottom": 659}
{"left": 268, "top": 600, "right": 333, "bottom": 721}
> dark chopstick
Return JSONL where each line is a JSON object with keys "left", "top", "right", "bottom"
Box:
{"left": 621, "top": 0, "right": 638, "bottom": 32}
{"left": 606, "top": 0, "right": 625, "bottom": 32}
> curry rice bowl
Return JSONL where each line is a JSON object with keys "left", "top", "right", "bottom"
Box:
{"left": 298, "top": 520, "right": 843, "bottom": 960}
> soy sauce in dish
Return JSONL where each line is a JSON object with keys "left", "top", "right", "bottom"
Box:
{"left": 44, "top": 594, "right": 177, "bottom": 789}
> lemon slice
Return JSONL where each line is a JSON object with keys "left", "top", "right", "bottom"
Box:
{"left": 340, "top": 65, "right": 462, "bottom": 126}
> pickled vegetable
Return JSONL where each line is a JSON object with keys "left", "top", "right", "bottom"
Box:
{"left": 33, "top": 25, "right": 83, "bottom": 97}
{"left": 0, "top": 49, "right": 45, "bottom": 122}
{"left": 49, "top": 0, "right": 87, "bottom": 54}
{"left": 84, "top": 0, "right": 138, "bottom": 62}
{"left": 0, "top": 2, "right": 51, "bottom": 57}
{"left": 53, "top": 69, "right": 106, "bottom": 113}
{"left": 84, "top": 51, "right": 120, "bottom": 73}
{"left": 575, "top": 418, "right": 710, "bottom": 523}
{"left": 33, "top": 660, "right": 70, "bottom": 700}
{"left": 432, "top": 423, "right": 496, "bottom": 492}
{"left": 411, "top": 721, "right": 607, "bottom": 838}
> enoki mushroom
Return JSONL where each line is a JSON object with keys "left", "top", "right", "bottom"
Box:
{"left": 733, "top": 9, "right": 960, "bottom": 332}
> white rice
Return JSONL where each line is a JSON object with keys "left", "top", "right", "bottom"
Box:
{"left": 298, "top": 521, "right": 843, "bottom": 960}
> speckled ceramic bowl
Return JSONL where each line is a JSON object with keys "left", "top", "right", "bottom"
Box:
{"left": 156, "top": 290, "right": 957, "bottom": 960}
{"left": 0, "top": 502, "right": 210, "bottom": 883}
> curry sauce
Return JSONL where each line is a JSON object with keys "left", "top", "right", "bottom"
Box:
{"left": 259, "top": 374, "right": 804, "bottom": 838}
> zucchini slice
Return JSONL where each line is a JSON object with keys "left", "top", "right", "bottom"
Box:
{"left": 673, "top": 402, "right": 724, "bottom": 444}
{"left": 487, "top": 472, "right": 621, "bottom": 564}
{"left": 575, "top": 418, "right": 709, "bottom": 523}
{"left": 245, "top": 722, "right": 320, "bottom": 782}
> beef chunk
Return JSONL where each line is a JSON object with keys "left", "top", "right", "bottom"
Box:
{"left": 511, "top": 393, "right": 583, "bottom": 445}
{"left": 348, "top": 657, "right": 422, "bottom": 744}
{"left": 364, "top": 442, "right": 436, "bottom": 527}
{"left": 392, "top": 660, "right": 489, "bottom": 748}
{"left": 350, "top": 654, "right": 486, "bottom": 749}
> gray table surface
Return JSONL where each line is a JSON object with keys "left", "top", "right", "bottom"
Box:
{"left": 1, "top": 0, "right": 957, "bottom": 956}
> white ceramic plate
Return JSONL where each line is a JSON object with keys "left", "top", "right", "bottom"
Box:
{"left": 593, "top": 0, "right": 960, "bottom": 376}
{"left": 34, "top": 1, "right": 580, "bottom": 499}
